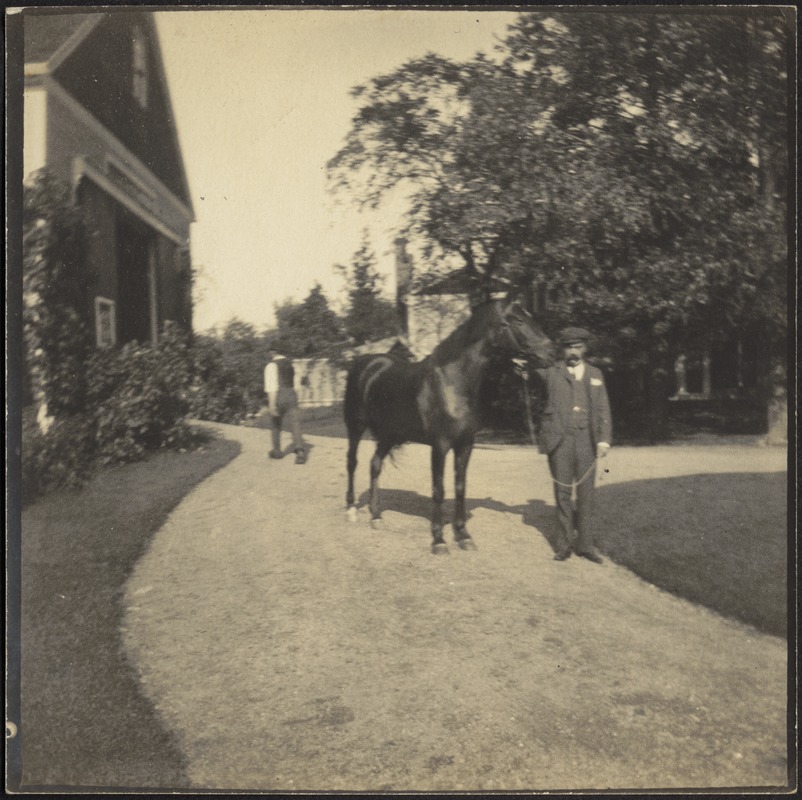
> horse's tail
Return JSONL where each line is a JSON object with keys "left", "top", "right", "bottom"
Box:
{"left": 344, "top": 356, "right": 370, "bottom": 439}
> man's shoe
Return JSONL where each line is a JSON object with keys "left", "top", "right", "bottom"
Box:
{"left": 553, "top": 548, "right": 572, "bottom": 561}
{"left": 294, "top": 449, "right": 307, "bottom": 465}
{"left": 576, "top": 549, "right": 604, "bottom": 564}
{"left": 268, "top": 450, "right": 283, "bottom": 460}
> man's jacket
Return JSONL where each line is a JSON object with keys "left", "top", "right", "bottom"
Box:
{"left": 535, "top": 362, "right": 612, "bottom": 455}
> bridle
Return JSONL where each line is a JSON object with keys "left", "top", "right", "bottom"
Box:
{"left": 491, "top": 302, "right": 543, "bottom": 356}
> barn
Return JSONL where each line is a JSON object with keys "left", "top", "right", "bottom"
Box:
{"left": 23, "top": 9, "right": 194, "bottom": 347}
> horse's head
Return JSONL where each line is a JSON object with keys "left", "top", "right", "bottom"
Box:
{"left": 492, "top": 300, "right": 555, "bottom": 367}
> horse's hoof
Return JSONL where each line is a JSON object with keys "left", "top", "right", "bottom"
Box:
{"left": 346, "top": 506, "right": 358, "bottom": 523}
{"left": 456, "top": 537, "right": 477, "bottom": 551}
{"left": 431, "top": 542, "right": 450, "bottom": 555}
{"left": 370, "top": 517, "right": 385, "bottom": 530}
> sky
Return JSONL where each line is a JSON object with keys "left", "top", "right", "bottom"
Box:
{"left": 153, "top": 9, "right": 520, "bottom": 333}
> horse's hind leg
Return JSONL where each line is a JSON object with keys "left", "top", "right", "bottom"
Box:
{"left": 430, "top": 443, "right": 449, "bottom": 554}
{"left": 453, "top": 438, "right": 477, "bottom": 550}
{"left": 345, "top": 431, "right": 363, "bottom": 521}
{"left": 368, "top": 441, "right": 392, "bottom": 527}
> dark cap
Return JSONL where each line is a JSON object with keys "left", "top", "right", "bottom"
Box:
{"left": 558, "top": 326, "right": 591, "bottom": 345}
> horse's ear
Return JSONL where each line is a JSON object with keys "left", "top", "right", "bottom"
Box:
{"left": 503, "top": 295, "right": 531, "bottom": 318}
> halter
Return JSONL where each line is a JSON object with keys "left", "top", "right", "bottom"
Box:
{"left": 491, "top": 302, "right": 537, "bottom": 353}
{"left": 490, "top": 317, "right": 521, "bottom": 351}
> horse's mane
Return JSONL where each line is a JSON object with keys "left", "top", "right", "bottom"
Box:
{"left": 428, "top": 302, "right": 499, "bottom": 367}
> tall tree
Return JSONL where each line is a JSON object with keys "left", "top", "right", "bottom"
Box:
{"left": 328, "top": 9, "right": 791, "bottom": 440}
{"left": 337, "top": 233, "right": 399, "bottom": 345}
{"left": 272, "top": 284, "right": 348, "bottom": 358}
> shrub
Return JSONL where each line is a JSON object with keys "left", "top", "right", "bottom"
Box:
{"left": 480, "top": 358, "right": 546, "bottom": 436}
{"left": 21, "top": 410, "right": 95, "bottom": 507}
{"left": 187, "top": 337, "right": 251, "bottom": 424}
{"left": 87, "top": 324, "right": 192, "bottom": 464}
{"left": 187, "top": 325, "right": 269, "bottom": 424}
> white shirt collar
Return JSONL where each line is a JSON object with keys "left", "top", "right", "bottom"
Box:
{"left": 567, "top": 362, "right": 585, "bottom": 380}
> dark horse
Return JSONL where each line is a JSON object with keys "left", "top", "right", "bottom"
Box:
{"left": 344, "top": 297, "right": 554, "bottom": 553}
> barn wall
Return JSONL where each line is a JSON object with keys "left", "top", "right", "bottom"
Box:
{"left": 23, "top": 83, "right": 47, "bottom": 177}
{"left": 45, "top": 81, "right": 190, "bottom": 243}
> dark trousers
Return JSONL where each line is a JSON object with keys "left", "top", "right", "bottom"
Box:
{"left": 271, "top": 389, "right": 304, "bottom": 454}
{"left": 548, "top": 428, "right": 597, "bottom": 553}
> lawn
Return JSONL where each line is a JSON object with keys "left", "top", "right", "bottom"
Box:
{"left": 596, "top": 471, "right": 788, "bottom": 637}
{"left": 13, "top": 432, "right": 241, "bottom": 791}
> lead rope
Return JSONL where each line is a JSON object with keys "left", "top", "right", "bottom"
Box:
{"left": 519, "top": 370, "right": 539, "bottom": 447}
{"left": 519, "top": 370, "right": 601, "bottom": 489}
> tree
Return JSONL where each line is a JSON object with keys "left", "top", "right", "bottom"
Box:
{"left": 23, "top": 170, "right": 93, "bottom": 424}
{"left": 272, "top": 284, "right": 348, "bottom": 358}
{"left": 337, "top": 232, "right": 399, "bottom": 345}
{"left": 328, "top": 9, "right": 791, "bottom": 441}
{"left": 219, "top": 318, "right": 271, "bottom": 411}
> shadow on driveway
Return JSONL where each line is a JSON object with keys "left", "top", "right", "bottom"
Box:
{"left": 360, "top": 471, "right": 787, "bottom": 637}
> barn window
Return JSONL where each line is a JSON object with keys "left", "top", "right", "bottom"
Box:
{"left": 132, "top": 27, "right": 148, "bottom": 108}
{"left": 95, "top": 297, "right": 117, "bottom": 347}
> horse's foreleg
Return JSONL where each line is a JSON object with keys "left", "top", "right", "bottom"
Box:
{"left": 368, "top": 442, "right": 391, "bottom": 525}
{"left": 453, "top": 438, "right": 476, "bottom": 550}
{"left": 430, "top": 444, "right": 448, "bottom": 554}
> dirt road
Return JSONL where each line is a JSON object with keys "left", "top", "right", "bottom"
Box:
{"left": 121, "top": 423, "right": 788, "bottom": 791}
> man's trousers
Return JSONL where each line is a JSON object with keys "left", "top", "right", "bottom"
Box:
{"left": 547, "top": 428, "right": 597, "bottom": 553}
{"left": 271, "top": 389, "right": 304, "bottom": 454}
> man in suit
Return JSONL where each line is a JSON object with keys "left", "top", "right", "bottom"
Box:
{"left": 534, "top": 327, "right": 612, "bottom": 563}
{"left": 264, "top": 347, "right": 307, "bottom": 465}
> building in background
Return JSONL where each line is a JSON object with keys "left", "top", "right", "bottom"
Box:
{"left": 24, "top": 10, "right": 194, "bottom": 347}
{"left": 394, "top": 237, "right": 513, "bottom": 358}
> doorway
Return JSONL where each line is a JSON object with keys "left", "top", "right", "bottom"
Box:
{"left": 116, "top": 209, "right": 155, "bottom": 345}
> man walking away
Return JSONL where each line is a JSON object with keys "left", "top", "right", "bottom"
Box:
{"left": 264, "top": 347, "right": 307, "bottom": 465}
{"left": 533, "top": 327, "right": 612, "bottom": 563}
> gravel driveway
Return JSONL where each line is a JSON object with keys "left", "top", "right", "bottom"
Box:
{"left": 121, "top": 423, "right": 788, "bottom": 791}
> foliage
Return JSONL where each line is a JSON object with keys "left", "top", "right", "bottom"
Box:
{"left": 23, "top": 169, "right": 93, "bottom": 416}
{"left": 21, "top": 410, "right": 96, "bottom": 507}
{"left": 188, "top": 319, "right": 270, "bottom": 423}
{"left": 480, "top": 357, "right": 547, "bottom": 437}
{"left": 188, "top": 335, "right": 249, "bottom": 423}
{"left": 272, "top": 283, "right": 349, "bottom": 358}
{"left": 328, "top": 10, "right": 791, "bottom": 440}
{"left": 21, "top": 173, "right": 208, "bottom": 503}
{"left": 87, "top": 323, "right": 194, "bottom": 464}
{"left": 337, "top": 232, "right": 399, "bottom": 345}
{"left": 22, "top": 324, "right": 203, "bottom": 504}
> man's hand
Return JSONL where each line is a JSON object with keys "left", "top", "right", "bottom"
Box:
{"left": 512, "top": 358, "right": 529, "bottom": 380}
{"left": 596, "top": 442, "right": 610, "bottom": 459}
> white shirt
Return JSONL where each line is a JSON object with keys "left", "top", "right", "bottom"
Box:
{"left": 264, "top": 358, "right": 283, "bottom": 394}
{"left": 567, "top": 362, "right": 585, "bottom": 381}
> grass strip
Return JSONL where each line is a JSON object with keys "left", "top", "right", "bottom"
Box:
{"left": 597, "top": 472, "right": 787, "bottom": 637}
{"left": 18, "top": 432, "right": 241, "bottom": 790}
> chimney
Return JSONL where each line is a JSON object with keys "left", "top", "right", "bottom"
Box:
{"left": 394, "top": 237, "right": 413, "bottom": 300}
{"left": 394, "top": 237, "right": 412, "bottom": 335}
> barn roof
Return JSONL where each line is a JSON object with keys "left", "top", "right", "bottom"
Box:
{"left": 23, "top": 9, "right": 194, "bottom": 217}
{"left": 24, "top": 12, "right": 103, "bottom": 66}
{"left": 415, "top": 268, "right": 511, "bottom": 296}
